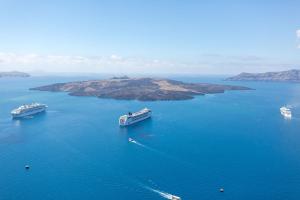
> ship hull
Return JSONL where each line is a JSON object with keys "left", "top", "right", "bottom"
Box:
{"left": 120, "top": 114, "right": 151, "bottom": 126}
{"left": 281, "top": 111, "right": 292, "bottom": 118}
{"left": 119, "top": 109, "right": 151, "bottom": 126}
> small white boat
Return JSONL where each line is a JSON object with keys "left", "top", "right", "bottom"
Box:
{"left": 170, "top": 195, "right": 181, "bottom": 200}
{"left": 128, "top": 138, "right": 134, "bottom": 142}
{"left": 280, "top": 106, "right": 292, "bottom": 118}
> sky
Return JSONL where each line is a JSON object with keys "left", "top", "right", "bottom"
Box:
{"left": 0, "top": 0, "right": 299, "bottom": 75}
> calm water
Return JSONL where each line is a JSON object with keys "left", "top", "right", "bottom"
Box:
{"left": 1, "top": 76, "right": 300, "bottom": 200}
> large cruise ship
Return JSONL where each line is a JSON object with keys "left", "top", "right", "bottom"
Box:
{"left": 280, "top": 106, "right": 292, "bottom": 118}
{"left": 119, "top": 108, "right": 151, "bottom": 126}
{"left": 11, "top": 103, "right": 48, "bottom": 118}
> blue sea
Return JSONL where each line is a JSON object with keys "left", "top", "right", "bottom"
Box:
{"left": 1, "top": 76, "right": 300, "bottom": 200}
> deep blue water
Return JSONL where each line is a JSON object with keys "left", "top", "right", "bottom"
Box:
{"left": 1, "top": 76, "right": 300, "bottom": 200}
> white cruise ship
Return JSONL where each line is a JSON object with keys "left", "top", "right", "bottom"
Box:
{"left": 119, "top": 108, "right": 151, "bottom": 126}
{"left": 280, "top": 106, "right": 292, "bottom": 118}
{"left": 11, "top": 103, "right": 48, "bottom": 118}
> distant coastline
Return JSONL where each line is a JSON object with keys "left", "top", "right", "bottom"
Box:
{"left": 31, "top": 77, "right": 251, "bottom": 101}
{"left": 0, "top": 71, "right": 30, "bottom": 78}
{"left": 226, "top": 69, "right": 300, "bottom": 82}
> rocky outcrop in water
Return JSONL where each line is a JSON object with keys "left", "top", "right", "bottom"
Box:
{"left": 31, "top": 77, "right": 251, "bottom": 101}
{"left": 0, "top": 71, "right": 30, "bottom": 78}
{"left": 226, "top": 69, "right": 300, "bottom": 82}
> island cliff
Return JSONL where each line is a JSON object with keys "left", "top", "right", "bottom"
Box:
{"left": 31, "top": 77, "right": 251, "bottom": 101}
{"left": 0, "top": 71, "right": 30, "bottom": 78}
{"left": 226, "top": 69, "right": 300, "bottom": 82}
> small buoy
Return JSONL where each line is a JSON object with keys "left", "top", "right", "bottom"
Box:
{"left": 220, "top": 188, "right": 224, "bottom": 192}
{"left": 25, "top": 165, "right": 30, "bottom": 170}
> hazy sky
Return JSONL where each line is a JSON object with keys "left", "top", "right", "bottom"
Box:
{"left": 0, "top": 0, "right": 299, "bottom": 74}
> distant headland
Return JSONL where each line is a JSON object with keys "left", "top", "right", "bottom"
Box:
{"left": 31, "top": 77, "right": 251, "bottom": 101}
{"left": 226, "top": 69, "right": 300, "bottom": 82}
{"left": 0, "top": 71, "right": 30, "bottom": 78}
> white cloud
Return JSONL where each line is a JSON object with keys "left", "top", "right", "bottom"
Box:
{"left": 0, "top": 52, "right": 298, "bottom": 75}
{"left": 0, "top": 53, "right": 181, "bottom": 74}
{"left": 297, "top": 29, "right": 300, "bottom": 48}
{"left": 297, "top": 29, "right": 300, "bottom": 38}
{"left": 110, "top": 54, "right": 122, "bottom": 60}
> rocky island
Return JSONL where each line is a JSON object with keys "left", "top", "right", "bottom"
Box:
{"left": 0, "top": 71, "right": 30, "bottom": 78}
{"left": 226, "top": 69, "right": 300, "bottom": 82}
{"left": 31, "top": 77, "right": 251, "bottom": 101}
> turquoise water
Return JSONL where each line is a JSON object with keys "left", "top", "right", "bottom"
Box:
{"left": 1, "top": 76, "right": 300, "bottom": 200}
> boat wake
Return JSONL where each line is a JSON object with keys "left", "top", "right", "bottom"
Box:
{"left": 128, "top": 138, "right": 193, "bottom": 168}
{"left": 288, "top": 103, "right": 300, "bottom": 108}
{"left": 144, "top": 186, "right": 181, "bottom": 200}
{"left": 128, "top": 138, "right": 147, "bottom": 147}
{"left": 128, "top": 138, "right": 168, "bottom": 155}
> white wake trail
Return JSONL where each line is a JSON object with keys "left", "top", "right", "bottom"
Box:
{"left": 128, "top": 138, "right": 194, "bottom": 168}
{"left": 144, "top": 186, "right": 181, "bottom": 200}
{"left": 128, "top": 138, "right": 169, "bottom": 155}
{"left": 129, "top": 138, "right": 146, "bottom": 148}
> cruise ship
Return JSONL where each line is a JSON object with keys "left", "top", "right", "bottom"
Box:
{"left": 280, "top": 106, "right": 292, "bottom": 118}
{"left": 119, "top": 108, "right": 151, "bottom": 126}
{"left": 11, "top": 103, "right": 48, "bottom": 118}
